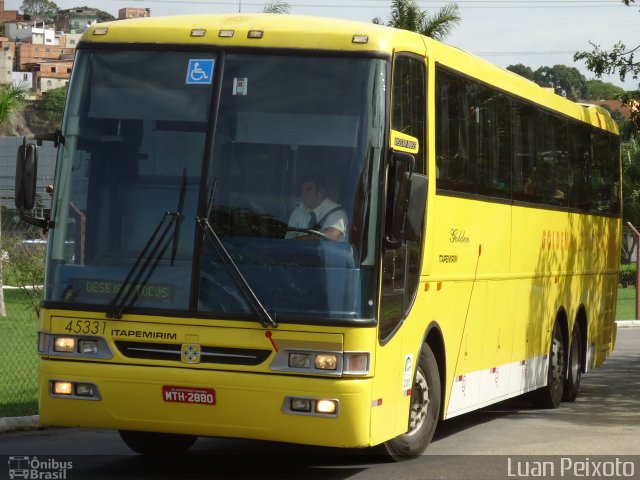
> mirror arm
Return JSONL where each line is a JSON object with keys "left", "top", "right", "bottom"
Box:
{"left": 24, "top": 130, "right": 64, "bottom": 148}
{"left": 19, "top": 208, "right": 53, "bottom": 234}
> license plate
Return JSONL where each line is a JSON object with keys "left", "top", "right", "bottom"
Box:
{"left": 162, "top": 386, "right": 216, "bottom": 405}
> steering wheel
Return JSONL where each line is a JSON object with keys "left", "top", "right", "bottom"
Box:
{"left": 285, "top": 226, "right": 332, "bottom": 241}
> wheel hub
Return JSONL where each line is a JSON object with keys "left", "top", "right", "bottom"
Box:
{"left": 408, "top": 367, "right": 430, "bottom": 434}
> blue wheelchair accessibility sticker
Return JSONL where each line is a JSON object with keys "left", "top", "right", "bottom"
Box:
{"left": 186, "top": 59, "right": 214, "bottom": 85}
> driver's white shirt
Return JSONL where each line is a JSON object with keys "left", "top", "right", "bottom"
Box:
{"left": 286, "top": 198, "right": 347, "bottom": 240}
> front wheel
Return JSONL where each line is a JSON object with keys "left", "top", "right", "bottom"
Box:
{"left": 119, "top": 430, "right": 197, "bottom": 455}
{"left": 382, "top": 344, "right": 441, "bottom": 460}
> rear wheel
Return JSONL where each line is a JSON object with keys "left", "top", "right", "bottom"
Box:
{"left": 533, "top": 321, "right": 565, "bottom": 409}
{"left": 382, "top": 344, "right": 441, "bottom": 460}
{"left": 118, "top": 430, "right": 197, "bottom": 455}
{"left": 563, "top": 322, "right": 583, "bottom": 402}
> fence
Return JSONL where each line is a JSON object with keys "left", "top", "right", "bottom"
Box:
{"left": 1, "top": 216, "right": 44, "bottom": 417}
{"left": 1, "top": 135, "right": 54, "bottom": 417}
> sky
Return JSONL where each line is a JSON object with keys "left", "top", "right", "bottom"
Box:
{"left": 5, "top": 0, "right": 639, "bottom": 89}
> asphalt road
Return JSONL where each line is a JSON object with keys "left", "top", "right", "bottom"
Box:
{"left": 1, "top": 327, "right": 638, "bottom": 480}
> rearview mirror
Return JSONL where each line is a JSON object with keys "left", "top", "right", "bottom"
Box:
{"left": 15, "top": 143, "right": 38, "bottom": 211}
{"left": 385, "top": 150, "right": 427, "bottom": 249}
{"left": 14, "top": 132, "right": 62, "bottom": 232}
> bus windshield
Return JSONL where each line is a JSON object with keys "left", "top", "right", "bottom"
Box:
{"left": 45, "top": 49, "right": 387, "bottom": 324}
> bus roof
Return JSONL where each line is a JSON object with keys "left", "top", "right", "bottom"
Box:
{"left": 81, "top": 13, "right": 423, "bottom": 56}
{"left": 81, "top": 13, "right": 618, "bottom": 135}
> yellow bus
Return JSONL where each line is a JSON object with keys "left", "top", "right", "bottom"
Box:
{"left": 15, "top": 14, "right": 620, "bottom": 458}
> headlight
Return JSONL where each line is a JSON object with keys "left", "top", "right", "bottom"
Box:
{"left": 289, "top": 353, "right": 311, "bottom": 369}
{"left": 50, "top": 380, "right": 101, "bottom": 400}
{"left": 272, "top": 350, "right": 370, "bottom": 376}
{"left": 53, "top": 337, "right": 75, "bottom": 353}
{"left": 78, "top": 340, "right": 99, "bottom": 354}
{"left": 315, "top": 354, "right": 338, "bottom": 370}
{"left": 41, "top": 333, "right": 112, "bottom": 359}
{"left": 283, "top": 396, "right": 339, "bottom": 417}
{"left": 52, "top": 381, "right": 73, "bottom": 395}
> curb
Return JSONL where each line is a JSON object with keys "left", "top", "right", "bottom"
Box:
{"left": 616, "top": 320, "right": 640, "bottom": 328}
{"left": 0, "top": 415, "right": 40, "bottom": 433}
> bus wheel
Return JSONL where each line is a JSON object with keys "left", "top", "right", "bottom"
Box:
{"left": 563, "top": 323, "right": 583, "bottom": 402}
{"left": 383, "top": 344, "right": 441, "bottom": 460}
{"left": 119, "top": 430, "right": 197, "bottom": 455}
{"left": 533, "top": 321, "right": 565, "bottom": 409}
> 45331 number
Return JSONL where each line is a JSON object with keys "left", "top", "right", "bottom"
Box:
{"left": 64, "top": 319, "right": 107, "bottom": 335}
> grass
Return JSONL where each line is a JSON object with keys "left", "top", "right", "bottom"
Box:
{"left": 616, "top": 286, "right": 637, "bottom": 321}
{"left": 0, "top": 288, "right": 39, "bottom": 417}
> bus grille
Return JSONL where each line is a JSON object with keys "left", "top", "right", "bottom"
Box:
{"left": 114, "top": 341, "right": 271, "bottom": 366}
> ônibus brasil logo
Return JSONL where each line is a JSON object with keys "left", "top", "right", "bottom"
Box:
{"left": 8, "top": 456, "right": 73, "bottom": 479}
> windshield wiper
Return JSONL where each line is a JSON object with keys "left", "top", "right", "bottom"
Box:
{"left": 196, "top": 180, "right": 277, "bottom": 329}
{"left": 107, "top": 174, "right": 187, "bottom": 319}
{"left": 171, "top": 168, "right": 187, "bottom": 266}
{"left": 106, "top": 211, "right": 179, "bottom": 319}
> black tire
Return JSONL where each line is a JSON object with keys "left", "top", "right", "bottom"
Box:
{"left": 118, "top": 430, "right": 197, "bottom": 455}
{"left": 563, "top": 322, "right": 583, "bottom": 402}
{"left": 382, "top": 344, "right": 441, "bottom": 460}
{"left": 533, "top": 321, "right": 566, "bottom": 409}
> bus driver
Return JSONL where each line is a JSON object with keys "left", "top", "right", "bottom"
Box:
{"left": 286, "top": 173, "right": 347, "bottom": 241}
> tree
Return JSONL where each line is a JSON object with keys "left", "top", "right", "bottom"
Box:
{"left": 585, "top": 79, "right": 625, "bottom": 100}
{"left": 20, "top": 0, "right": 59, "bottom": 23}
{"left": 507, "top": 64, "right": 534, "bottom": 81}
{"left": 508, "top": 64, "right": 588, "bottom": 101}
{"left": 532, "top": 65, "right": 587, "bottom": 101}
{"left": 622, "top": 138, "right": 640, "bottom": 226}
{"left": 574, "top": 0, "right": 639, "bottom": 135}
{"left": 374, "top": 0, "right": 461, "bottom": 41}
{"left": 76, "top": 6, "right": 115, "bottom": 22}
{"left": 40, "top": 85, "right": 68, "bottom": 124}
{"left": 263, "top": 1, "right": 290, "bottom": 13}
{"left": 599, "top": 103, "right": 630, "bottom": 140}
{"left": 3, "top": 236, "right": 45, "bottom": 316}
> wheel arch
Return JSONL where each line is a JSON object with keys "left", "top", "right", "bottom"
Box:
{"left": 422, "top": 321, "right": 446, "bottom": 420}
{"left": 555, "top": 306, "right": 569, "bottom": 355}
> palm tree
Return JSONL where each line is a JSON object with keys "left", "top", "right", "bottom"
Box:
{"left": 375, "top": 0, "right": 461, "bottom": 41}
{"left": 263, "top": 0, "right": 291, "bottom": 14}
{"left": 0, "top": 83, "right": 29, "bottom": 124}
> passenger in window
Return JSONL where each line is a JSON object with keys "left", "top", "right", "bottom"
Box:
{"left": 286, "top": 173, "right": 347, "bottom": 241}
{"left": 537, "top": 161, "right": 565, "bottom": 204}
